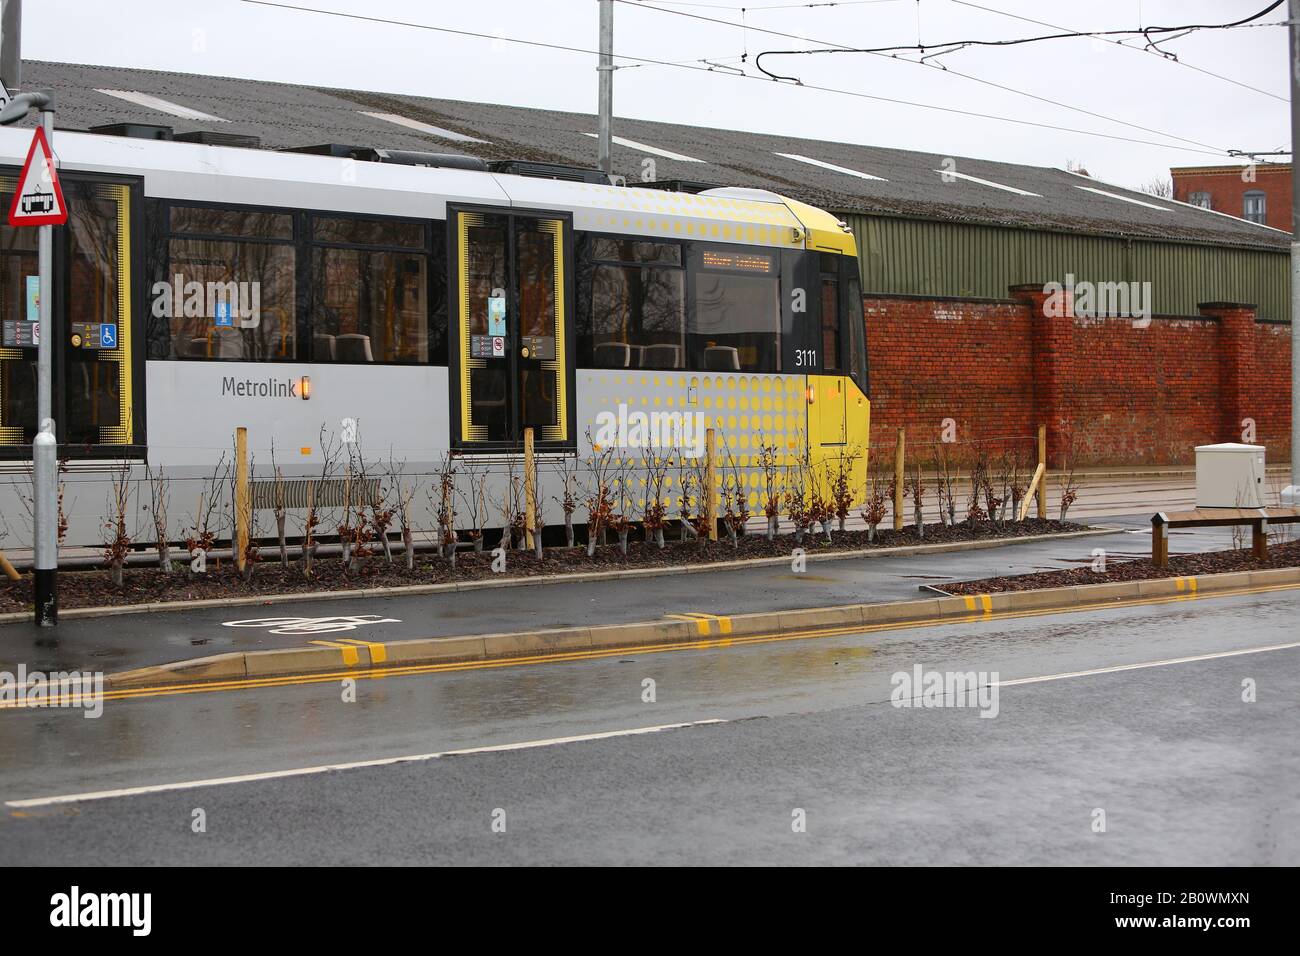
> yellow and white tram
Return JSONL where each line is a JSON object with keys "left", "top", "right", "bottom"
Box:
{"left": 0, "top": 127, "right": 868, "bottom": 545}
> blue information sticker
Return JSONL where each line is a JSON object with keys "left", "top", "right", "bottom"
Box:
{"left": 99, "top": 323, "right": 117, "bottom": 349}
{"left": 214, "top": 301, "right": 233, "bottom": 327}
{"left": 25, "top": 275, "right": 39, "bottom": 322}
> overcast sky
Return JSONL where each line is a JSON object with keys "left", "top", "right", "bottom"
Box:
{"left": 22, "top": 0, "right": 1291, "bottom": 190}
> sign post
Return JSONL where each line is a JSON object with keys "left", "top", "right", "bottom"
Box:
{"left": 3, "top": 94, "right": 65, "bottom": 625}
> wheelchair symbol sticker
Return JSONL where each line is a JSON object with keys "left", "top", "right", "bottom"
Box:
{"left": 99, "top": 323, "right": 117, "bottom": 349}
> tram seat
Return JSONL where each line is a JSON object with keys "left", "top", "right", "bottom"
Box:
{"left": 313, "top": 333, "right": 337, "bottom": 361}
{"left": 336, "top": 334, "right": 374, "bottom": 363}
{"left": 188, "top": 331, "right": 242, "bottom": 359}
{"left": 704, "top": 346, "right": 741, "bottom": 371}
{"left": 640, "top": 344, "right": 683, "bottom": 369}
{"left": 594, "top": 342, "right": 632, "bottom": 368}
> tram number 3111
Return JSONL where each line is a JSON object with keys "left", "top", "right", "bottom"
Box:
{"left": 794, "top": 349, "right": 819, "bottom": 368}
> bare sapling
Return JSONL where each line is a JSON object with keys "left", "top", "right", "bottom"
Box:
{"left": 720, "top": 448, "right": 750, "bottom": 549}
{"left": 270, "top": 442, "right": 289, "bottom": 568}
{"left": 965, "top": 451, "right": 987, "bottom": 524}
{"left": 784, "top": 455, "right": 811, "bottom": 545}
{"left": 185, "top": 454, "right": 229, "bottom": 577}
{"left": 389, "top": 455, "right": 417, "bottom": 570}
{"left": 584, "top": 440, "right": 617, "bottom": 557}
{"left": 641, "top": 451, "right": 670, "bottom": 549}
{"left": 456, "top": 459, "right": 489, "bottom": 553}
{"left": 340, "top": 445, "right": 375, "bottom": 574}
{"left": 553, "top": 458, "right": 578, "bottom": 548}
{"left": 102, "top": 461, "right": 135, "bottom": 588}
{"left": 758, "top": 438, "right": 781, "bottom": 540}
{"left": 609, "top": 461, "right": 633, "bottom": 557}
{"left": 831, "top": 449, "right": 859, "bottom": 533}
{"left": 239, "top": 454, "right": 261, "bottom": 583}
{"left": 301, "top": 427, "right": 340, "bottom": 579}
{"left": 371, "top": 476, "right": 396, "bottom": 565}
{"left": 1008, "top": 444, "right": 1028, "bottom": 523}
{"left": 908, "top": 460, "right": 927, "bottom": 539}
{"left": 861, "top": 459, "right": 889, "bottom": 543}
{"left": 677, "top": 459, "right": 699, "bottom": 543}
{"left": 143, "top": 462, "right": 172, "bottom": 571}
{"left": 428, "top": 454, "right": 459, "bottom": 568}
{"left": 992, "top": 448, "right": 1014, "bottom": 526}
{"left": 1058, "top": 423, "right": 1080, "bottom": 523}
{"left": 808, "top": 461, "right": 834, "bottom": 543}
{"left": 978, "top": 448, "right": 1002, "bottom": 527}
{"left": 936, "top": 443, "right": 958, "bottom": 527}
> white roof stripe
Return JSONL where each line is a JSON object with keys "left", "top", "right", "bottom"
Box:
{"left": 359, "top": 111, "right": 491, "bottom": 144}
{"left": 775, "top": 152, "right": 887, "bottom": 182}
{"left": 932, "top": 169, "right": 1041, "bottom": 197}
{"left": 1074, "top": 184, "right": 1172, "bottom": 212}
{"left": 94, "top": 89, "right": 228, "bottom": 122}
{"left": 583, "top": 132, "right": 702, "bottom": 163}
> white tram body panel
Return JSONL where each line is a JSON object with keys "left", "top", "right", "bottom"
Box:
{"left": 0, "top": 127, "right": 867, "bottom": 548}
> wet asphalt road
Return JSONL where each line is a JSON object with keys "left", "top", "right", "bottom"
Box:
{"left": 1, "top": 585, "right": 1295, "bottom": 865}
{"left": 0, "top": 517, "right": 1242, "bottom": 676}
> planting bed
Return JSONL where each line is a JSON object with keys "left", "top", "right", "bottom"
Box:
{"left": 0, "top": 518, "right": 1086, "bottom": 612}
{"left": 940, "top": 540, "right": 1300, "bottom": 595}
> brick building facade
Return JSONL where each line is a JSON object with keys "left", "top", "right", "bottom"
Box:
{"left": 1170, "top": 163, "right": 1291, "bottom": 232}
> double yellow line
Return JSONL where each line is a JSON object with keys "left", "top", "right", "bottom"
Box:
{"left": 4, "top": 579, "right": 1297, "bottom": 709}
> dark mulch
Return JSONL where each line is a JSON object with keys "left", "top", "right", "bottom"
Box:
{"left": 942, "top": 539, "right": 1300, "bottom": 595}
{"left": 0, "top": 518, "right": 1087, "bottom": 613}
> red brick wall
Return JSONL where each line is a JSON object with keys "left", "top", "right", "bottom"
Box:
{"left": 864, "top": 294, "right": 1293, "bottom": 467}
{"left": 863, "top": 295, "right": 1034, "bottom": 456}
{"left": 1170, "top": 165, "right": 1290, "bottom": 231}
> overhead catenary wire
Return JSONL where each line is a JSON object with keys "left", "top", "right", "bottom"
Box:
{"left": 239, "top": 0, "right": 1247, "bottom": 159}
{"left": 949, "top": 0, "right": 1287, "bottom": 103}
{"left": 745, "top": 0, "right": 1286, "bottom": 79}
{"left": 622, "top": 0, "right": 1238, "bottom": 155}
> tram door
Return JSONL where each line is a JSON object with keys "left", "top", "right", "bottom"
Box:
{"left": 451, "top": 209, "right": 572, "bottom": 451}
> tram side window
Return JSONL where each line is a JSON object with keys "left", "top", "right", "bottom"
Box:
{"left": 820, "top": 254, "right": 841, "bottom": 373}
{"left": 689, "top": 247, "right": 780, "bottom": 373}
{"left": 161, "top": 206, "right": 296, "bottom": 361}
{"left": 578, "top": 236, "right": 685, "bottom": 369}
{"left": 310, "top": 215, "right": 432, "bottom": 364}
{"left": 843, "top": 267, "right": 868, "bottom": 392}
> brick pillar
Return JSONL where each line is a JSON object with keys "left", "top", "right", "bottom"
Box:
{"left": 1011, "top": 283, "right": 1074, "bottom": 467}
{"left": 1199, "top": 300, "right": 1258, "bottom": 444}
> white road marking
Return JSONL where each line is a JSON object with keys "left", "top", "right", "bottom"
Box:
{"left": 995, "top": 641, "right": 1300, "bottom": 687}
{"left": 4, "top": 720, "right": 727, "bottom": 809}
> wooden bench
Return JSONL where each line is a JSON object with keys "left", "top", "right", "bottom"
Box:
{"left": 1151, "top": 507, "right": 1300, "bottom": 567}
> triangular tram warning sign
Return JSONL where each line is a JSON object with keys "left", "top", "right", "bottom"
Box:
{"left": 8, "top": 127, "right": 67, "bottom": 227}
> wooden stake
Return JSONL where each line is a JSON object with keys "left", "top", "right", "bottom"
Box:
{"left": 893, "top": 427, "right": 905, "bottom": 531}
{"left": 234, "top": 426, "right": 249, "bottom": 573}
{"left": 1037, "top": 423, "right": 1048, "bottom": 520}
{"left": 1020, "top": 462, "right": 1046, "bottom": 522}
{"left": 524, "top": 427, "right": 537, "bottom": 549}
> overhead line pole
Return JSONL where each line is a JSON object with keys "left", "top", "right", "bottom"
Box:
{"left": 597, "top": 0, "right": 614, "bottom": 176}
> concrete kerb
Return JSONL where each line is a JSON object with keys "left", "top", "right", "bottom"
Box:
{"left": 1, "top": 527, "right": 1119, "bottom": 626}
{"left": 104, "top": 564, "right": 1300, "bottom": 690}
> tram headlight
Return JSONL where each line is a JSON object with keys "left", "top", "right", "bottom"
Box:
{"left": 300, "top": 375, "right": 312, "bottom": 400}
{"left": 805, "top": 385, "right": 815, "bottom": 404}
